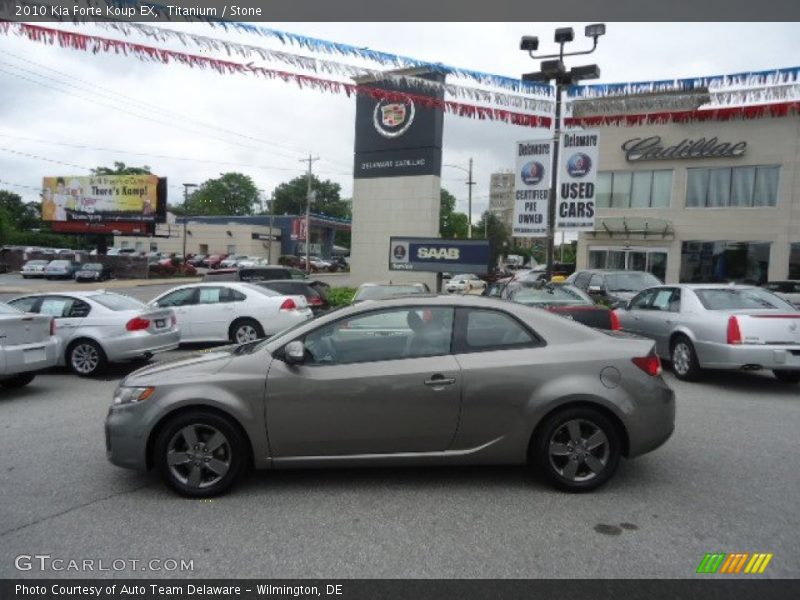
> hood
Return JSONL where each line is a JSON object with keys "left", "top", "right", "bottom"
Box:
{"left": 124, "top": 347, "right": 238, "bottom": 385}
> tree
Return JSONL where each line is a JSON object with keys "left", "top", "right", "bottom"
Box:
{"left": 272, "top": 175, "right": 350, "bottom": 219}
{"left": 474, "top": 211, "right": 511, "bottom": 267}
{"left": 185, "top": 172, "right": 260, "bottom": 216}
{"left": 0, "top": 190, "right": 40, "bottom": 230}
{"left": 91, "top": 162, "right": 152, "bottom": 175}
{"left": 439, "top": 188, "right": 469, "bottom": 239}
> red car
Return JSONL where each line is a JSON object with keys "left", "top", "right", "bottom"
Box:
{"left": 205, "top": 254, "right": 227, "bottom": 269}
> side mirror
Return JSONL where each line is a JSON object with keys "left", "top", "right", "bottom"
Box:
{"left": 284, "top": 340, "right": 306, "bottom": 365}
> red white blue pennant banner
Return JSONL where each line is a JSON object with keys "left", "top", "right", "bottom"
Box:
{"left": 0, "top": 21, "right": 553, "bottom": 129}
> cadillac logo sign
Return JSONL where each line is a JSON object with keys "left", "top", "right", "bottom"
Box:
{"left": 373, "top": 98, "right": 415, "bottom": 138}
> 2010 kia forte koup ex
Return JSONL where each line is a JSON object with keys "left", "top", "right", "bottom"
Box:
{"left": 105, "top": 295, "right": 675, "bottom": 497}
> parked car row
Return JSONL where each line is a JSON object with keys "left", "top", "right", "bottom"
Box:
{"left": 21, "top": 259, "right": 114, "bottom": 281}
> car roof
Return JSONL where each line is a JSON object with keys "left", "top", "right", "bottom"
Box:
{"left": 357, "top": 282, "right": 427, "bottom": 288}
{"left": 11, "top": 290, "right": 124, "bottom": 299}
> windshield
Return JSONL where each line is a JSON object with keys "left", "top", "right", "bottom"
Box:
{"left": 82, "top": 263, "right": 103, "bottom": 271}
{"left": 511, "top": 285, "right": 593, "bottom": 306}
{"left": 49, "top": 261, "right": 69, "bottom": 267}
{"left": 354, "top": 285, "right": 424, "bottom": 301}
{"left": 605, "top": 272, "right": 661, "bottom": 292}
{"left": 25, "top": 260, "right": 48, "bottom": 266}
{"left": 88, "top": 293, "right": 145, "bottom": 311}
{"left": 695, "top": 288, "right": 796, "bottom": 311}
{"left": 0, "top": 302, "right": 21, "bottom": 315}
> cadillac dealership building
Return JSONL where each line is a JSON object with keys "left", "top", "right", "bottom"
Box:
{"left": 576, "top": 116, "right": 800, "bottom": 284}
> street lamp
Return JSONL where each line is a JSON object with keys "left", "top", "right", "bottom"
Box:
{"left": 442, "top": 158, "right": 475, "bottom": 238}
{"left": 182, "top": 183, "right": 198, "bottom": 260}
{"left": 521, "top": 24, "right": 605, "bottom": 278}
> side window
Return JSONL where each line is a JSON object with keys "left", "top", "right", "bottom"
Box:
{"left": 230, "top": 289, "right": 246, "bottom": 302}
{"left": 302, "top": 307, "right": 454, "bottom": 365}
{"left": 630, "top": 289, "right": 656, "bottom": 310}
{"left": 8, "top": 297, "right": 40, "bottom": 313}
{"left": 157, "top": 288, "right": 196, "bottom": 307}
{"left": 67, "top": 299, "right": 91, "bottom": 318}
{"left": 651, "top": 289, "right": 675, "bottom": 311}
{"left": 668, "top": 289, "right": 682, "bottom": 312}
{"left": 573, "top": 272, "right": 591, "bottom": 289}
{"left": 454, "top": 308, "right": 538, "bottom": 353}
{"left": 38, "top": 296, "right": 89, "bottom": 318}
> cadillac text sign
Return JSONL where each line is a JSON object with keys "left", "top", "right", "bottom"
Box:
{"left": 389, "top": 237, "right": 490, "bottom": 274}
{"left": 622, "top": 136, "right": 747, "bottom": 162}
{"left": 513, "top": 139, "right": 552, "bottom": 237}
{"left": 556, "top": 130, "right": 599, "bottom": 232}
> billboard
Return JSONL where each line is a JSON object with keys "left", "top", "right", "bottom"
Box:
{"left": 51, "top": 221, "right": 154, "bottom": 236}
{"left": 513, "top": 139, "right": 553, "bottom": 237}
{"left": 41, "top": 175, "right": 166, "bottom": 224}
{"left": 555, "top": 130, "right": 599, "bottom": 231}
{"left": 389, "top": 237, "right": 490, "bottom": 274}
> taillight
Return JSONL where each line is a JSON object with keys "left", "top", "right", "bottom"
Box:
{"left": 279, "top": 298, "right": 297, "bottom": 311}
{"left": 609, "top": 309, "right": 621, "bottom": 331}
{"left": 632, "top": 354, "right": 662, "bottom": 377}
{"left": 126, "top": 317, "right": 151, "bottom": 331}
{"left": 307, "top": 296, "right": 323, "bottom": 306}
{"left": 50, "top": 318, "right": 56, "bottom": 336}
{"left": 727, "top": 316, "right": 742, "bottom": 345}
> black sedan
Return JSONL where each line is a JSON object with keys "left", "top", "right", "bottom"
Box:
{"left": 507, "top": 282, "right": 621, "bottom": 331}
{"left": 74, "top": 262, "right": 113, "bottom": 282}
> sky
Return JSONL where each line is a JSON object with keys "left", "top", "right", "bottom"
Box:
{"left": 1, "top": 21, "right": 800, "bottom": 221}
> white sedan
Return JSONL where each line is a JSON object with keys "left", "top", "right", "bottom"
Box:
{"left": 148, "top": 282, "right": 313, "bottom": 344}
{"left": 0, "top": 302, "right": 60, "bottom": 388}
{"left": 445, "top": 274, "right": 487, "bottom": 294}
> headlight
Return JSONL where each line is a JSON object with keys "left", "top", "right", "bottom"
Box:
{"left": 113, "top": 386, "right": 155, "bottom": 405}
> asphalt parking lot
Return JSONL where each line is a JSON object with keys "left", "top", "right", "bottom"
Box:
{"left": 0, "top": 278, "right": 798, "bottom": 579}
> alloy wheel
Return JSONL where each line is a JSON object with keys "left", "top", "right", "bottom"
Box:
{"left": 235, "top": 324, "right": 259, "bottom": 343}
{"left": 166, "top": 424, "right": 232, "bottom": 490}
{"left": 548, "top": 419, "right": 610, "bottom": 483}
{"left": 672, "top": 343, "right": 691, "bottom": 376}
{"left": 71, "top": 343, "right": 100, "bottom": 374}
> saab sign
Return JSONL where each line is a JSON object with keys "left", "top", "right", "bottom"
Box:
{"left": 389, "top": 237, "right": 490, "bottom": 274}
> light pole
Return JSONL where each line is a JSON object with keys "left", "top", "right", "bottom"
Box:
{"left": 520, "top": 24, "right": 605, "bottom": 278}
{"left": 300, "top": 154, "right": 320, "bottom": 275}
{"left": 182, "top": 183, "right": 197, "bottom": 260}
{"left": 443, "top": 159, "right": 475, "bottom": 238}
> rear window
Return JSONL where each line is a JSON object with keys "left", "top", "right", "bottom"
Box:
{"left": 25, "top": 260, "right": 48, "bottom": 266}
{"left": 605, "top": 272, "right": 662, "bottom": 292}
{"left": 694, "top": 288, "right": 796, "bottom": 311}
{"left": 510, "top": 285, "right": 592, "bottom": 306}
{"left": 88, "top": 293, "right": 145, "bottom": 311}
{"left": 48, "top": 260, "right": 69, "bottom": 267}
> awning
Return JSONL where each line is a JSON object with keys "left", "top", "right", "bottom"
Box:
{"left": 586, "top": 216, "right": 674, "bottom": 239}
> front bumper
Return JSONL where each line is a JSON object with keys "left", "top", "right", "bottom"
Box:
{"left": 105, "top": 404, "right": 149, "bottom": 471}
{"left": 697, "top": 341, "right": 800, "bottom": 370}
{"left": 102, "top": 329, "right": 181, "bottom": 362}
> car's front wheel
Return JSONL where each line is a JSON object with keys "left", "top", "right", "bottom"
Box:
{"left": 67, "top": 339, "right": 107, "bottom": 376}
{"left": 670, "top": 335, "right": 702, "bottom": 381}
{"left": 532, "top": 406, "right": 622, "bottom": 492}
{"left": 1, "top": 373, "right": 36, "bottom": 389}
{"left": 773, "top": 370, "right": 800, "bottom": 384}
{"left": 154, "top": 411, "right": 248, "bottom": 497}
{"left": 229, "top": 318, "right": 265, "bottom": 344}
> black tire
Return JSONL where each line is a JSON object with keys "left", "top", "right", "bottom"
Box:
{"left": 773, "top": 370, "right": 800, "bottom": 384}
{"left": 532, "top": 406, "right": 622, "bottom": 492}
{"left": 670, "top": 335, "right": 703, "bottom": 381}
{"left": 66, "top": 339, "right": 107, "bottom": 377}
{"left": 229, "top": 318, "right": 265, "bottom": 344}
{"left": 154, "top": 410, "right": 248, "bottom": 498}
{"left": 1, "top": 373, "right": 35, "bottom": 389}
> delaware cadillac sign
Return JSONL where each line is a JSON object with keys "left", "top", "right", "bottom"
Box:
{"left": 622, "top": 136, "right": 747, "bottom": 162}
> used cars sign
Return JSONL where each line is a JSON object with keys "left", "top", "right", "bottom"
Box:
{"left": 389, "top": 237, "right": 490, "bottom": 273}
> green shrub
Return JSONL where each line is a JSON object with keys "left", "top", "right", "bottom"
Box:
{"left": 326, "top": 287, "right": 356, "bottom": 307}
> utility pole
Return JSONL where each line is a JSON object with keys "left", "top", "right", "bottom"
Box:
{"left": 467, "top": 157, "right": 475, "bottom": 238}
{"left": 182, "top": 183, "right": 197, "bottom": 260}
{"left": 300, "top": 154, "right": 320, "bottom": 275}
{"left": 268, "top": 191, "right": 275, "bottom": 265}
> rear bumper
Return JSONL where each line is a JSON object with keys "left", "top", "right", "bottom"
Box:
{"left": 698, "top": 342, "right": 800, "bottom": 370}
{"left": 1, "top": 337, "right": 59, "bottom": 375}
{"left": 102, "top": 329, "right": 181, "bottom": 362}
{"left": 626, "top": 381, "right": 676, "bottom": 458}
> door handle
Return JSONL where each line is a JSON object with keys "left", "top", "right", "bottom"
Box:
{"left": 425, "top": 375, "right": 456, "bottom": 387}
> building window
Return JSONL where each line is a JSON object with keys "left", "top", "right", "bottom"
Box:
{"left": 596, "top": 170, "right": 672, "bottom": 209}
{"left": 227, "top": 245, "right": 236, "bottom": 255}
{"left": 686, "top": 166, "right": 779, "bottom": 208}
{"left": 679, "top": 241, "right": 770, "bottom": 284}
{"left": 790, "top": 243, "right": 800, "bottom": 279}
{"left": 587, "top": 246, "right": 668, "bottom": 281}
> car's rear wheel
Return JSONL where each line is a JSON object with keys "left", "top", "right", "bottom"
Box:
{"left": 229, "top": 318, "right": 264, "bottom": 344}
{"left": 533, "top": 407, "right": 621, "bottom": 492}
{"left": 670, "top": 335, "right": 702, "bottom": 381}
{"left": 773, "top": 370, "right": 800, "bottom": 383}
{"left": 67, "top": 339, "right": 107, "bottom": 377}
{"left": 1, "top": 373, "right": 36, "bottom": 389}
{"left": 155, "top": 411, "right": 247, "bottom": 497}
